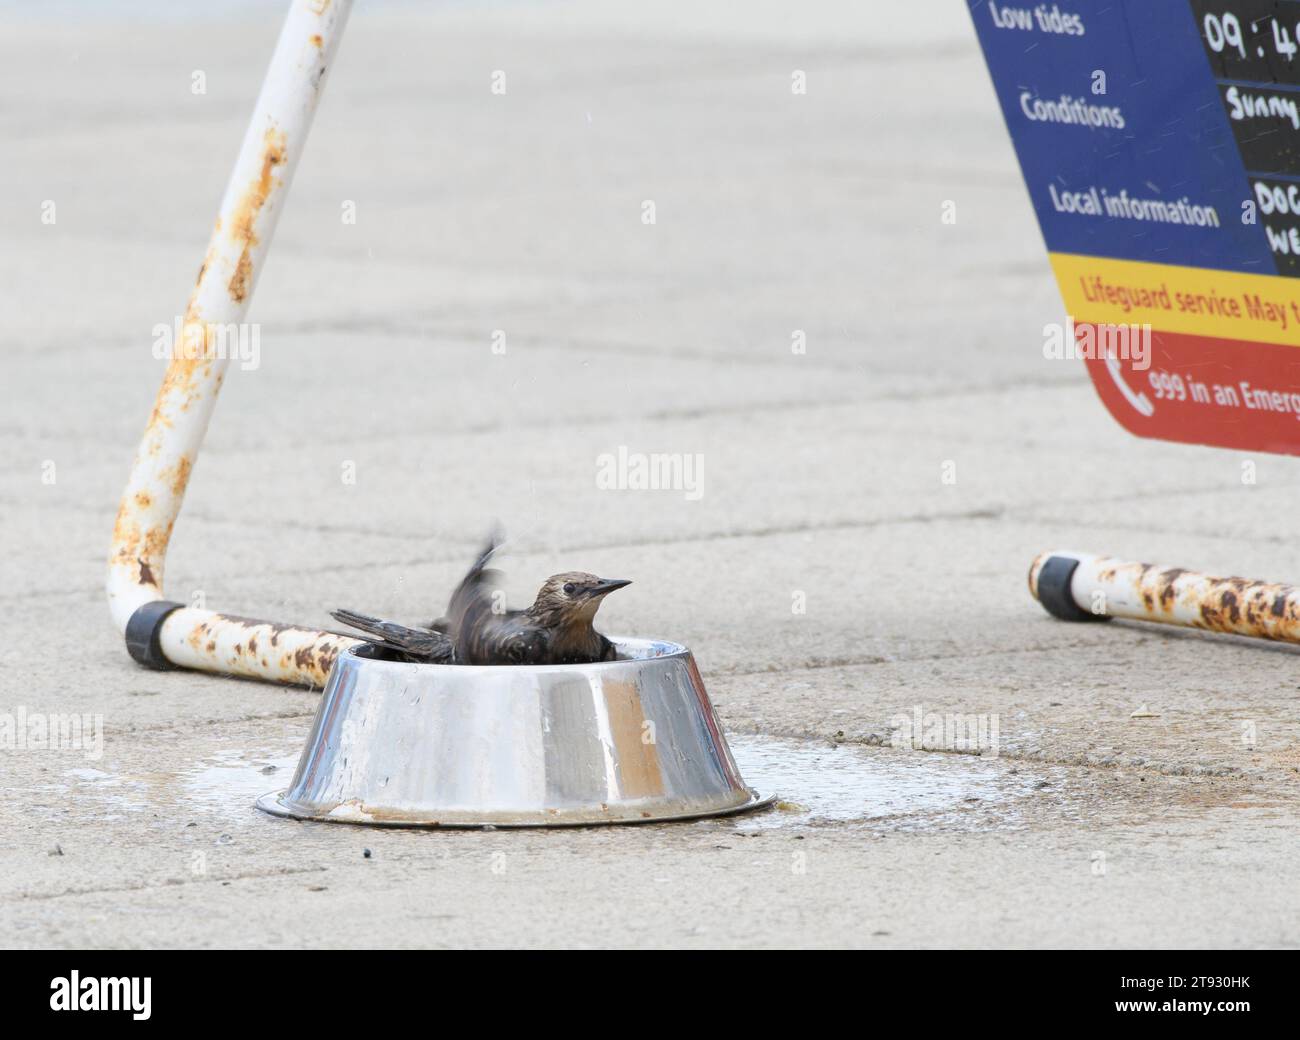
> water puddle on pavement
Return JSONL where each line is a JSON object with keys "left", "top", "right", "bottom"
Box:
{"left": 728, "top": 735, "right": 1035, "bottom": 831}
{"left": 182, "top": 751, "right": 299, "bottom": 816}
{"left": 170, "top": 739, "right": 1037, "bottom": 831}
{"left": 33, "top": 754, "right": 297, "bottom": 823}
{"left": 57, "top": 767, "right": 150, "bottom": 818}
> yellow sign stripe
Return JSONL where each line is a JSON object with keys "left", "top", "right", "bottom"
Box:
{"left": 1048, "top": 253, "right": 1300, "bottom": 347}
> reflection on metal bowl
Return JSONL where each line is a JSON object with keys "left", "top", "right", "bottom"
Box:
{"left": 256, "top": 639, "right": 772, "bottom": 827}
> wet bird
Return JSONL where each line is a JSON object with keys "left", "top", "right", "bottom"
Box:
{"left": 331, "top": 534, "right": 631, "bottom": 666}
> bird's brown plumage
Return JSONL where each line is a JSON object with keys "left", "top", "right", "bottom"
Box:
{"left": 332, "top": 534, "right": 631, "bottom": 666}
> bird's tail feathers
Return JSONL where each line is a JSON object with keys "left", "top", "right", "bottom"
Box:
{"left": 331, "top": 607, "right": 385, "bottom": 633}
{"left": 330, "top": 608, "right": 453, "bottom": 661}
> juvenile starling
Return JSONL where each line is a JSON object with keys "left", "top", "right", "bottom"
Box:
{"left": 331, "top": 534, "right": 631, "bottom": 666}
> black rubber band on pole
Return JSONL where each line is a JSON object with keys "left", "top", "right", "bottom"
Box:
{"left": 125, "top": 600, "right": 186, "bottom": 669}
{"left": 1035, "top": 556, "right": 1109, "bottom": 623}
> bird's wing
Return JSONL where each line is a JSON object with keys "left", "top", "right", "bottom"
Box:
{"left": 443, "top": 530, "right": 512, "bottom": 663}
{"left": 453, "top": 613, "right": 548, "bottom": 666}
{"left": 494, "top": 622, "right": 549, "bottom": 666}
{"left": 448, "top": 586, "right": 512, "bottom": 664}
{"left": 466, "top": 527, "right": 503, "bottom": 578}
{"left": 330, "top": 608, "right": 453, "bottom": 662}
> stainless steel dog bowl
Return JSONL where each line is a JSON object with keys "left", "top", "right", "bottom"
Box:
{"left": 256, "top": 638, "right": 772, "bottom": 827}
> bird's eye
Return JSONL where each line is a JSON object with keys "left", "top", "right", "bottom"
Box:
{"left": 562, "top": 583, "right": 576, "bottom": 595}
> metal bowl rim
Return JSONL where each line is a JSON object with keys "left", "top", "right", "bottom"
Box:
{"left": 255, "top": 788, "right": 776, "bottom": 829}
{"left": 336, "top": 635, "right": 691, "bottom": 675}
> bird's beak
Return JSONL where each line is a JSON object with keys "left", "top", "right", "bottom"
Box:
{"left": 588, "top": 578, "right": 632, "bottom": 598}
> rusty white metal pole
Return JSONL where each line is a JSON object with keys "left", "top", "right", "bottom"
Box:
{"left": 1028, "top": 551, "right": 1300, "bottom": 643}
{"left": 107, "top": 0, "right": 359, "bottom": 687}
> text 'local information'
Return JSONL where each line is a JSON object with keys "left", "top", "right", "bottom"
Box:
{"left": 970, "top": 0, "right": 1300, "bottom": 454}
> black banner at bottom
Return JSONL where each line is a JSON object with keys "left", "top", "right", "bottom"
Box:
{"left": 0, "top": 951, "right": 1286, "bottom": 1026}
